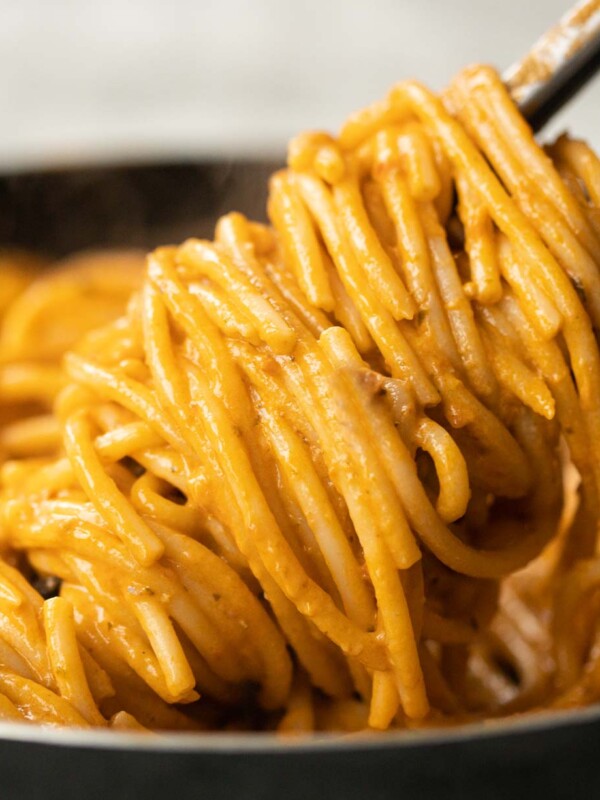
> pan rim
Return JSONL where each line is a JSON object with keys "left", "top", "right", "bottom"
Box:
{"left": 0, "top": 701, "right": 598, "bottom": 754}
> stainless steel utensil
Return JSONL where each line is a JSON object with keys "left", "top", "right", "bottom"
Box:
{"left": 504, "top": 0, "right": 600, "bottom": 128}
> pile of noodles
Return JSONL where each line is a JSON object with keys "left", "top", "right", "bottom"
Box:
{"left": 0, "top": 65, "right": 600, "bottom": 732}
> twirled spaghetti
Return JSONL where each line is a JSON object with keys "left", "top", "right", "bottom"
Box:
{"left": 0, "top": 65, "right": 599, "bottom": 731}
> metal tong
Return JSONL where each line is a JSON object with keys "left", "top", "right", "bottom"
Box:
{"left": 504, "top": 0, "right": 600, "bottom": 130}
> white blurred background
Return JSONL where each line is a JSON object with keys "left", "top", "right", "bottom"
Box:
{"left": 1, "top": 0, "right": 598, "bottom": 171}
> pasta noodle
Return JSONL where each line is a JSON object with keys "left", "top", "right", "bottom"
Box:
{"left": 1, "top": 65, "right": 600, "bottom": 732}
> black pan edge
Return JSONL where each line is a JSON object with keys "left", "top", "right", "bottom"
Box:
{"left": 0, "top": 701, "right": 598, "bottom": 754}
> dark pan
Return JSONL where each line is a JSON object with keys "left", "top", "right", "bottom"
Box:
{"left": 0, "top": 159, "right": 281, "bottom": 255}
{"left": 1, "top": 707, "right": 600, "bottom": 800}
{"left": 1, "top": 160, "right": 599, "bottom": 800}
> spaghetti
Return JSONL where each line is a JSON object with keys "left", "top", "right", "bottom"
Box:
{"left": 0, "top": 65, "right": 599, "bottom": 731}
